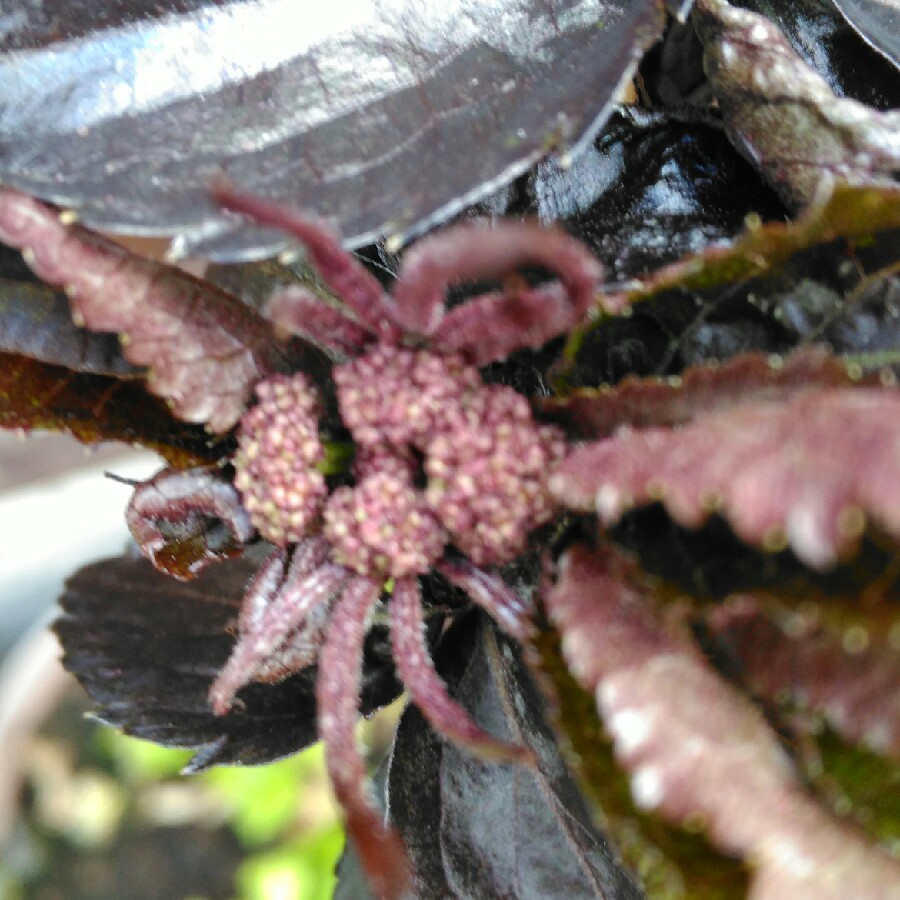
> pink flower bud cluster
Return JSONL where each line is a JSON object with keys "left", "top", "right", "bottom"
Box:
{"left": 231, "top": 347, "right": 563, "bottom": 575}
{"left": 334, "top": 345, "right": 481, "bottom": 446}
{"left": 334, "top": 346, "right": 564, "bottom": 568}
{"left": 233, "top": 373, "right": 327, "bottom": 546}
{"left": 324, "top": 465, "right": 447, "bottom": 579}
{"left": 424, "top": 386, "right": 566, "bottom": 564}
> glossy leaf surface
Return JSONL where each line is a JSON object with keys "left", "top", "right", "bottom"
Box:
{"left": 559, "top": 181, "right": 899, "bottom": 390}
{"left": 740, "top": 0, "right": 899, "bottom": 105}
{"left": 617, "top": 182, "right": 900, "bottom": 302}
{"left": 0, "top": 0, "right": 664, "bottom": 261}
{"left": 528, "top": 108, "right": 786, "bottom": 280}
{"left": 832, "top": 0, "right": 900, "bottom": 64}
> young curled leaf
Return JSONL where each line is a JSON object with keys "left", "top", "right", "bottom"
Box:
{"left": 126, "top": 467, "right": 255, "bottom": 580}
{"left": 693, "top": 0, "right": 900, "bottom": 209}
{"left": 0, "top": 189, "right": 291, "bottom": 432}
{"left": 544, "top": 544, "right": 900, "bottom": 899}
{"left": 552, "top": 379, "right": 900, "bottom": 569}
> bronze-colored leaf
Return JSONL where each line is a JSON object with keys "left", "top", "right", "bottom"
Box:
{"left": 0, "top": 351, "right": 220, "bottom": 468}
{"left": 552, "top": 382, "right": 900, "bottom": 568}
{"left": 543, "top": 544, "right": 900, "bottom": 898}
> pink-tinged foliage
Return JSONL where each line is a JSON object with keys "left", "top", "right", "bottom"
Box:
{"left": 212, "top": 182, "right": 401, "bottom": 343}
{"left": 216, "top": 181, "right": 609, "bottom": 365}
{"left": 545, "top": 346, "right": 861, "bottom": 438}
{"left": 316, "top": 577, "right": 410, "bottom": 900}
{"left": 545, "top": 544, "right": 900, "bottom": 899}
{"left": 707, "top": 595, "right": 900, "bottom": 758}
{"left": 0, "top": 189, "right": 284, "bottom": 432}
{"left": 393, "top": 219, "right": 611, "bottom": 349}
{"left": 389, "top": 577, "right": 531, "bottom": 762}
{"left": 223, "top": 545, "right": 336, "bottom": 686}
{"left": 552, "top": 385, "right": 900, "bottom": 568}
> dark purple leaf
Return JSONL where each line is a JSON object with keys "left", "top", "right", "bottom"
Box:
{"left": 528, "top": 107, "right": 786, "bottom": 280}
{"left": 386, "top": 611, "right": 643, "bottom": 899}
{"left": 0, "top": 0, "right": 665, "bottom": 262}
{"left": 832, "top": 0, "right": 900, "bottom": 66}
{"left": 553, "top": 180, "right": 899, "bottom": 390}
{"left": 0, "top": 279, "right": 136, "bottom": 376}
{"left": 739, "top": 0, "right": 899, "bottom": 105}
{"left": 54, "top": 548, "right": 404, "bottom": 768}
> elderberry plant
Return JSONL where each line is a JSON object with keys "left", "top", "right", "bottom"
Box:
{"left": 0, "top": 1, "right": 898, "bottom": 899}
{"left": 0, "top": 179, "right": 613, "bottom": 896}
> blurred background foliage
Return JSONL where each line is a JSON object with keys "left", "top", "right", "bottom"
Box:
{"left": 0, "top": 691, "right": 408, "bottom": 900}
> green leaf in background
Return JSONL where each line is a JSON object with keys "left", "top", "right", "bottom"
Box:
{"left": 88, "top": 729, "right": 344, "bottom": 899}
{"left": 237, "top": 829, "right": 345, "bottom": 900}
{"left": 204, "top": 745, "right": 336, "bottom": 848}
